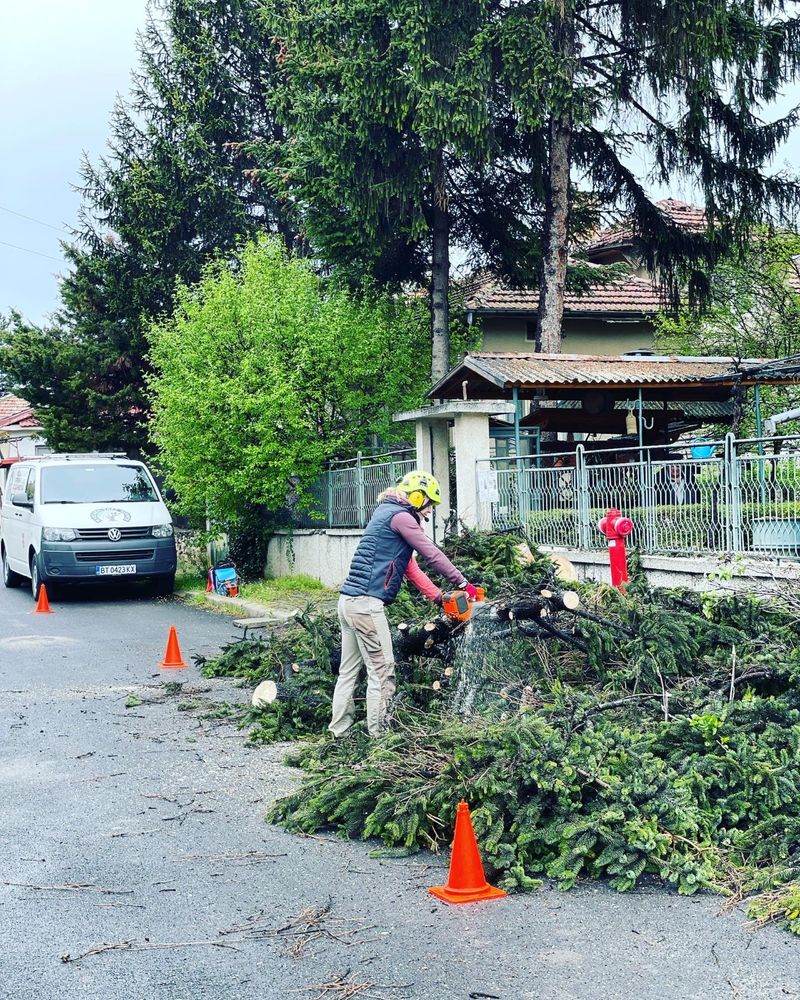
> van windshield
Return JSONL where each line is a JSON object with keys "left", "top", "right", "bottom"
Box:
{"left": 41, "top": 464, "right": 159, "bottom": 504}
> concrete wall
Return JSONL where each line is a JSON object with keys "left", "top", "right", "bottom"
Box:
{"left": 267, "top": 529, "right": 800, "bottom": 595}
{"left": 551, "top": 547, "right": 800, "bottom": 594}
{"left": 267, "top": 529, "right": 364, "bottom": 589}
{"left": 478, "top": 315, "right": 655, "bottom": 355}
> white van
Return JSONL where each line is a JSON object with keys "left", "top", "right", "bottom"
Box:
{"left": 0, "top": 454, "right": 176, "bottom": 600}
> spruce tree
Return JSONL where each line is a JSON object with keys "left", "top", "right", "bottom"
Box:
{"left": 261, "top": 0, "right": 550, "bottom": 381}
{"left": 496, "top": 0, "right": 800, "bottom": 350}
{"left": 265, "top": 0, "right": 800, "bottom": 365}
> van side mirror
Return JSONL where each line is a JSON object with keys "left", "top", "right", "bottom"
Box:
{"left": 11, "top": 492, "right": 33, "bottom": 509}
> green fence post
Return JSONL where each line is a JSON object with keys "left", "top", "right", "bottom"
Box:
{"left": 356, "top": 451, "right": 366, "bottom": 528}
{"left": 725, "top": 433, "right": 743, "bottom": 552}
{"left": 576, "top": 445, "right": 591, "bottom": 549}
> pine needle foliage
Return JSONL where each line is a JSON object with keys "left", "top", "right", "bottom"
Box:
{"left": 201, "top": 531, "right": 800, "bottom": 933}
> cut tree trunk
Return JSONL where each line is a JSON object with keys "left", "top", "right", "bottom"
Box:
{"left": 540, "top": 588, "right": 581, "bottom": 612}
{"left": 396, "top": 619, "right": 453, "bottom": 659}
{"left": 495, "top": 589, "right": 580, "bottom": 622}
{"left": 251, "top": 679, "right": 323, "bottom": 708}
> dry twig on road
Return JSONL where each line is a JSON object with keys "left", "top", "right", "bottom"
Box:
{"left": 2, "top": 881, "right": 132, "bottom": 895}
{"left": 288, "top": 969, "right": 412, "bottom": 1000}
{"left": 177, "top": 849, "right": 287, "bottom": 864}
{"left": 60, "top": 937, "right": 242, "bottom": 964}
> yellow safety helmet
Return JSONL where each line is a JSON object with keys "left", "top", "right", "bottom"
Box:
{"left": 396, "top": 470, "right": 442, "bottom": 509}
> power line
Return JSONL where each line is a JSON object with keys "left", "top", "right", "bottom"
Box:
{"left": 0, "top": 203, "right": 70, "bottom": 234}
{"left": 0, "top": 239, "right": 63, "bottom": 263}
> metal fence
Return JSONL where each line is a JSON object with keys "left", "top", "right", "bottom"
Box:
{"left": 477, "top": 434, "right": 800, "bottom": 559}
{"left": 294, "top": 448, "right": 417, "bottom": 528}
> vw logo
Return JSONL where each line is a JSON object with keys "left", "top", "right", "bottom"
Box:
{"left": 107, "top": 528, "right": 122, "bottom": 542}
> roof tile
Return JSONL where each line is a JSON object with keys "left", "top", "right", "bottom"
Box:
{"left": 463, "top": 270, "right": 663, "bottom": 315}
{"left": 581, "top": 198, "right": 707, "bottom": 255}
{"left": 0, "top": 393, "right": 41, "bottom": 429}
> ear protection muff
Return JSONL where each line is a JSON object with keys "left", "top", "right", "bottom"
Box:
{"left": 407, "top": 489, "right": 425, "bottom": 509}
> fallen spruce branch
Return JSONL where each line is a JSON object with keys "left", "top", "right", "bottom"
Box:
{"left": 202, "top": 531, "right": 800, "bottom": 937}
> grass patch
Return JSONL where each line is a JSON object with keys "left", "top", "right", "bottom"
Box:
{"left": 175, "top": 569, "right": 208, "bottom": 592}
{"left": 240, "top": 575, "right": 334, "bottom": 604}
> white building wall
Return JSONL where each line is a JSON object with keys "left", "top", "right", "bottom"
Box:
{"left": 0, "top": 430, "right": 45, "bottom": 459}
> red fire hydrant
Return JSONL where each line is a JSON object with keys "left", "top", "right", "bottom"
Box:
{"left": 597, "top": 507, "right": 634, "bottom": 589}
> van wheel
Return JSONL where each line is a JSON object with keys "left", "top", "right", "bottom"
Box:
{"left": 2, "top": 547, "right": 22, "bottom": 588}
{"left": 30, "top": 553, "right": 44, "bottom": 601}
{"left": 151, "top": 574, "right": 175, "bottom": 597}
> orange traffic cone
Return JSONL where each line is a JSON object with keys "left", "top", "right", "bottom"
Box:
{"left": 428, "top": 800, "right": 507, "bottom": 905}
{"left": 160, "top": 625, "right": 188, "bottom": 669}
{"left": 33, "top": 584, "right": 54, "bottom": 614}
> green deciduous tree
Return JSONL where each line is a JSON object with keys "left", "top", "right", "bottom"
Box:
{"left": 655, "top": 229, "right": 800, "bottom": 431}
{"left": 1, "top": 0, "right": 291, "bottom": 454}
{"left": 147, "top": 238, "right": 428, "bottom": 527}
{"left": 656, "top": 230, "right": 800, "bottom": 361}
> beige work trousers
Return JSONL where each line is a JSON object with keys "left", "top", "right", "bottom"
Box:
{"left": 329, "top": 594, "right": 396, "bottom": 738}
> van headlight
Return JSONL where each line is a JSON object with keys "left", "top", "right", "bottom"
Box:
{"left": 43, "top": 527, "right": 77, "bottom": 542}
{"left": 152, "top": 524, "right": 174, "bottom": 538}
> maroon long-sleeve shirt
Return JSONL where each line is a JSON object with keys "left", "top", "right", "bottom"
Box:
{"left": 388, "top": 505, "right": 467, "bottom": 601}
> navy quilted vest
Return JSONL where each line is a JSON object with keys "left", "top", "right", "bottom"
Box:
{"left": 341, "top": 498, "right": 417, "bottom": 603}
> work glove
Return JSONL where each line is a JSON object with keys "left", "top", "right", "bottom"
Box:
{"left": 433, "top": 592, "right": 443, "bottom": 607}
{"left": 464, "top": 583, "right": 479, "bottom": 601}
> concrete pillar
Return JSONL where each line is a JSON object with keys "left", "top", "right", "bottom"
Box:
{"left": 394, "top": 401, "right": 514, "bottom": 536}
{"left": 452, "top": 412, "right": 491, "bottom": 530}
{"left": 415, "top": 419, "right": 451, "bottom": 543}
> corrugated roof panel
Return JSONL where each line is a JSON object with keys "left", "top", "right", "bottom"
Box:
{"left": 464, "top": 353, "right": 750, "bottom": 388}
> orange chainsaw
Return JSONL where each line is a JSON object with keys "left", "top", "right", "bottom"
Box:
{"left": 441, "top": 586, "right": 486, "bottom": 623}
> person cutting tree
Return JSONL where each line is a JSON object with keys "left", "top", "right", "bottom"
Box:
{"left": 329, "top": 470, "right": 479, "bottom": 739}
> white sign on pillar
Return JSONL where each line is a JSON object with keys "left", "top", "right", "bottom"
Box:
{"left": 477, "top": 469, "right": 500, "bottom": 503}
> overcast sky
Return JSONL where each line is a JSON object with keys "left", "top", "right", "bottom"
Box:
{"left": 2, "top": 2, "right": 800, "bottom": 327}
{"left": 0, "top": 1, "right": 148, "bottom": 326}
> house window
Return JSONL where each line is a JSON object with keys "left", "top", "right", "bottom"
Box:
{"left": 525, "top": 320, "right": 536, "bottom": 342}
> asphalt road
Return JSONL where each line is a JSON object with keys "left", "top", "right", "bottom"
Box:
{"left": 1, "top": 582, "right": 799, "bottom": 1000}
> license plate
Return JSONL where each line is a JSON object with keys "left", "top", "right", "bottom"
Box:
{"left": 96, "top": 564, "right": 137, "bottom": 576}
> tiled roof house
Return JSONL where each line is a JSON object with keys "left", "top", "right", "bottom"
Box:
{"left": 0, "top": 393, "right": 46, "bottom": 459}
{"left": 462, "top": 198, "right": 704, "bottom": 356}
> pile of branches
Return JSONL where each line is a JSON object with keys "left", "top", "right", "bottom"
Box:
{"left": 193, "top": 606, "right": 341, "bottom": 742}
{"left": 199, "top": 530, "right": 800, "bottom": 935}
{"left": 193, "top": 530, "right": 563, "bottom": 737}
